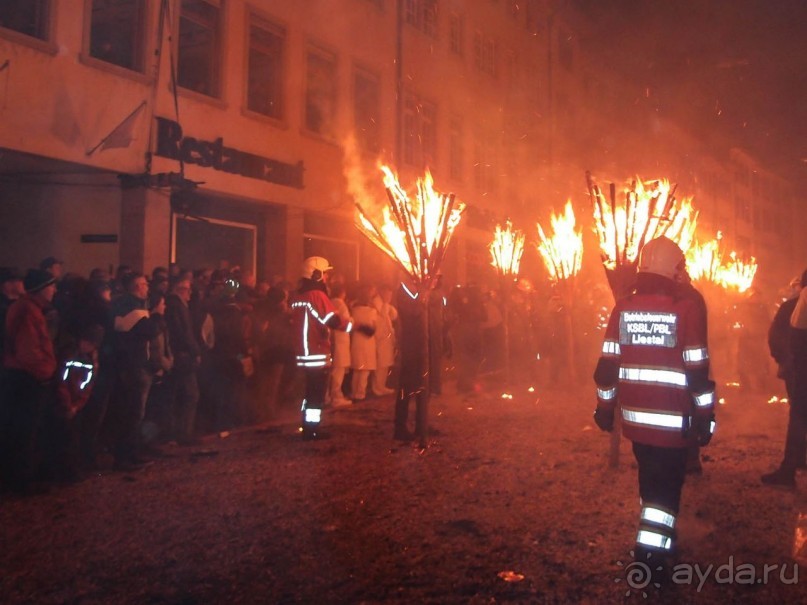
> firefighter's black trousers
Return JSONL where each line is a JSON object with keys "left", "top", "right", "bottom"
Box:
{"left": 632, "top": 442, "right": 688, "bottom": 514}
{"left": 301, "top": 367, "right": 328, "bottom": 428}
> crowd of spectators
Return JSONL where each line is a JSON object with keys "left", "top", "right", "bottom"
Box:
{"left": 0, "top": 255, "right": 574, "bottom": 496}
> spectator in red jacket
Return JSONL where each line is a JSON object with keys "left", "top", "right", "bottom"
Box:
{"left": 0, "top": 269, "right": 58, "bottom": 494}
{"left": 43, "top": 324, "right": 103, "bottom": 483}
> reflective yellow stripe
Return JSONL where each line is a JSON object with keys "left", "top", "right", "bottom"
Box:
{"left": 683, "top": 346, "right": 708, "bottom": 363}
{"left": 622, "top": 408, "right": 684, "bottom": 429}
{"left": 619, "top": 366, "right": 687, "bottom": 387}
{"left": 641, "top": 506, "right": 676, "bottom": 529}
{"left": 304, "top": 408, "right": 322, "bottom": 423}
{"left": 597, "top": 387, "right": 617, "bottom": 400}
{"left": 636, "top": 530, "right": 672, "bottom": 550}
{"left": 602, "top": 340, "right": 621, "bottom": 356}
{"left": 402, "top": 283, "right": 419, "bottom": 300}
{"left": 694, "top": 391, "right": 714, "bottom": 407}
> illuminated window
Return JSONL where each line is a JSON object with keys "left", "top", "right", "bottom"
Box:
{"left": 354, "top": 68, "right": 381, "bottom": 153}
{"left": 177, "top": 0, "right": 221, "bottom": 97}
{"left": 246, "top": 15, "right": 284, "bottom": 119}
{"left": 403, "top": 93, "right": 437, "bottom": 169}
{"left": 0, "top": 0, "right": 50, "bottom": 40}
{"left": 305, "top": 46, "right": 337, "bottom": 138}
{"left": 88, "top": 0, "right": 146, "bottom": 72}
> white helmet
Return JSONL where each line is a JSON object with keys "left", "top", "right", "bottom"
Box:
{"left": 301, "top": 256, "right": 333, "bottom": 280}
{"left": 637, "top": 236, "right": 684, "bottom": 281}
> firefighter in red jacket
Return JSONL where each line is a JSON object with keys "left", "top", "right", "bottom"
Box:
{"left": 289, "top": 257, "right": 369, "bottom": 439}
{"left": 593, "top": 236, "right": 716, "bottom": 573}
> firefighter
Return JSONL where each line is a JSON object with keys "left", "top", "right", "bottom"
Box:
{"left": 289, "top": 257, "right": 369, "bottom": 440}
{"left": 593, "top": 236, "right": 716, "bottom": 576}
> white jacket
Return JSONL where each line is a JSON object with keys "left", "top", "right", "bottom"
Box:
{"left": 350, "top": 304, "right": 378, "bottom": 370}
{"left": 330, "top": 297, "right": 352, "bottom": 368}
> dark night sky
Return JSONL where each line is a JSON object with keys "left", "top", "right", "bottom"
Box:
{"left": 567, "top": 0, "right": 807, "bottom": 178}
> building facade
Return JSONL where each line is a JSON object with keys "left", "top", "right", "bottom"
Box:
{"left": 0, "top": 0, "right": 800, "bottom": 293}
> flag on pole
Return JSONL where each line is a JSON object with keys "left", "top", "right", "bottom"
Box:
{"left": 87, "top": 101, "right": 147, "bottom": 155}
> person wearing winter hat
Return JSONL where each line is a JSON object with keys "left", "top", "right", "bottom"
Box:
{"left": 39, "top": 257, "right": 64, "bottom": 281}
{"left": 0, "top": 268, "right": 58, "bottom": 494}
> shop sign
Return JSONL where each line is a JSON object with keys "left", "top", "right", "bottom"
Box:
{"left": 154, "top": 117, "right": 304, "bottom": 189}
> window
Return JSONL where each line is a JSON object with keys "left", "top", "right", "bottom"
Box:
{"left": 449, "top": 116, "right": 463, "bottom": 181}
{"left": 246, "top": 15, "right": 284, "bottom": 119}
{"left": 473, "top": 31, "right": 496, "bottom": 77}
{"left": 405, "top": 0, "right": 437, "bottom": 38}
{"left": 354, "top": 69, "right": 381, "bottom": 153}
{"left": 449, "top": 13, "right": 463, "bottom": 56}
{"left": 88, "top": 0, "right": 146, "bottom": 72}
{"left": 403, "top": 93, "right": 436, "bottom": 169}
{"left": 305, "top": 46, "right": 337, "bottom": 138}
{"left": 177, "top": 0, "right": 221, "bottom": 97}
{"left": 0, "top": 0, "right": 50, "bottom": 40}
{"left": 473, "top": 132, "right": 498, "bottom": 194}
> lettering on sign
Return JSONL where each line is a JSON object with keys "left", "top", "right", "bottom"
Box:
{"left": 154, "top": 117, "right": 304, "bottom": 189}
{"left": 618, "top": 311, "right": 678, "bottom": 348}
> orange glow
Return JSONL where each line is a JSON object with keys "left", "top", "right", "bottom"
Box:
{"left": 489, "top": 220, "right": 525, "bottom": 277}
{"left": 536, "top": 200, "right": 583, "bottom": 282}
{"left": 589, "top": 176, "right": 698, "bottom": 270}
{"left": 687, "top": 232, "right": 758, "bottom": 293}
{"left": 355, "top": 165, "right": 465, "bottom": 285}
{"left": 686, "top": 232, "right": 724, "bottom": 283}
{"left": 719, "top": 251, "right": 758, "bottom": 293}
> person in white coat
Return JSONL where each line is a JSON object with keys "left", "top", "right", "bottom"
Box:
{"left": 350, "top": 285, "right": 378, "bottom": 401}
{"left": 329, "top": 283, "right": 352, "bottom": 407}
{"left": 371, "top": 285, "right": 398, "bottom": 396}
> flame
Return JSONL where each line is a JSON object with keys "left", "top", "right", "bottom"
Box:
{"left": 355, "top": 165, "right": 465, "bottom": 284}
{"left": 489, "top": 220, "right": 525, "bottom": 277}
{"left": 589, "top": 175, "right": 698, "bottom": 270}
{"left": 686, "top": 232, "right": 758, "bottom": 293}
{"left": 535, "top": 200, "right": 583, "bottom": 282}
{"left": 719, "top": 251, "right": 757, "bottom": 293}
{"left": 686, "top": 232, "right": 724, "bottom": 283}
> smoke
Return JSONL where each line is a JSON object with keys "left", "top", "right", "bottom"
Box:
{"left": 341, "top": 133, "right": 386, "bottom": 213}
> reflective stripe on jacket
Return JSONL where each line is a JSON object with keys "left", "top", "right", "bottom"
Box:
{"left": 290, "top": 288, "right": 349, "bottom": 368}
{"left": 595, "top": 292, "right": 714, "bottom": 448}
